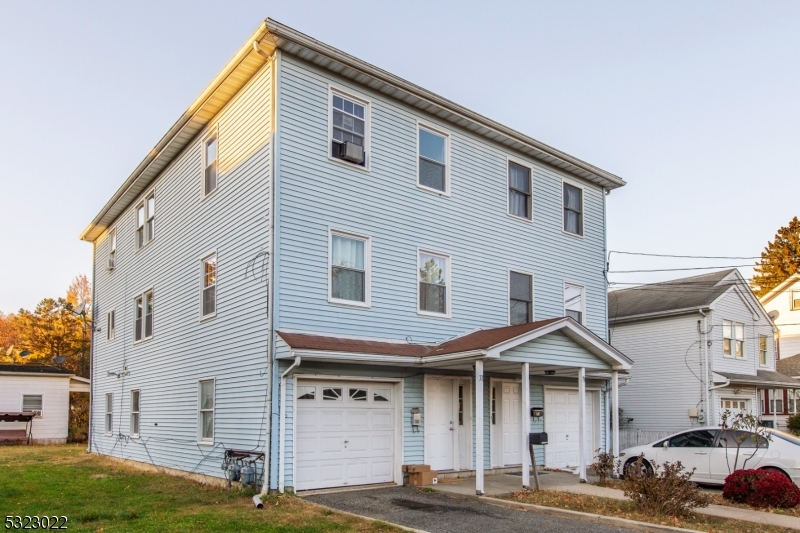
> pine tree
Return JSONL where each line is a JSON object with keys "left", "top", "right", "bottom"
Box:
{"left": 752, "top": 217, "right": 800, "bottom": 297}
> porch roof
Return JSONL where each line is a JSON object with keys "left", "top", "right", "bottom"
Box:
{"left": 714, "top": 370, "right": 800, "bottom": 389}
{"left": 276, "top": 317, "right": 632, "bottom": 371}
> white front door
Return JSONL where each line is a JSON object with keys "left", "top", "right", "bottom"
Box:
{"left": 427, "top": 378, "right": 455, "bottom": 471}
{"left": 544, "top": 388, "right": 595, "bottom": 469}
{"left": 295, "top": 380, "right": 396, "bottom": 491}
{"left": 502, "top": 382, "right": 523, "bottom": 466}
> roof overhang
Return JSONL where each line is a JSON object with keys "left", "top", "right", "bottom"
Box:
{"left": 759, "top": 273, "right": 800, "bottom": 306}
{"left": 80, "top": 18, "right": 625, "bottom": 243}
{"left": 714, "top": 371, "right": 800, "bottom": 389}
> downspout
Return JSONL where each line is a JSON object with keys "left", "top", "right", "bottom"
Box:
{"left": 278, "top": 355, "right": 301, "bottom": 493}
{"left": 699, "top": 310, "right": 711, "bottom": 425}
{"left": 709, "top": 378, "right": 730, "bottom": 391}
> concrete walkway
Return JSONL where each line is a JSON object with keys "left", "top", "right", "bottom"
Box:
{"left": 431, "top": 472, "right": 800, "bottom": 530}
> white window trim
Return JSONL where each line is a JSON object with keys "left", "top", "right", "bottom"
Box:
{"left": 133, "top": 288, "right": 154, "bottom": 344}
{"left": 200, "top": 250, "right": 218, "bottom": 320}
{"left": 561, "top": 177, "right": 585, "bottom": 239}
{"left": 20, "top": 393, "right": 43, "bottom": 418}
{"left": 197, "top": 378, "right": 215, "bottom": 444}
{"left": 563, "top": 281, "right": 586, "bottom": 325}
{"left": 106, "top": 309, "right": 115, "bottom": 341}
{"left": 722, "top": 319, "right": 746, "bottom": 359}
{"left": 416, "top": 121, "right": 451, "bottom": 197}
{"left": 417, "top": 248, "right": 452, "bottom": 319}
{"left": 201, "top": 126, "right": 219, "bottom": 199}
{"left": 134, "top": 188, "right": 156, "bottom": 251}
{"left": 130, "top": 389, "right": 141, "bottom": 438}
{"left": 327, "top": 85, "right": 371, "bottom": 172}
{"left": 104, "top": 392, "right": 113, "bottom": 436}
{"left": 759, "top": 334, "right": 769, "bottom": 367}
{"left": 328, "top": 228, "right": 371, "bottom": 308}
{"left": 506, "top": 156, "right": 534, "bottom": 223}
{"left": 507, "top": 268, "right": 535, "bottom": 325}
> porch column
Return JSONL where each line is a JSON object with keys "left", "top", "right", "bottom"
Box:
{"left": 475, "top": 359, "right": 484, "bottom": 495}
{"left": 522, "top": 362, "right": 531, "bottom": 489}
{"left": 611, "top": 370, "right": 620, "bottom": 476}
{"left": 578, "top": 367, "right": 587, "bottom": 482}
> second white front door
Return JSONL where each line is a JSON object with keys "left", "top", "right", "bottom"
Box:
{"left": 502, "top": 382, "right": 523, "bottom": 466}
{"left": 544, "top": 388, "right": 595, "bottom": 469}
{"left": 428, "top": 378, "right": 454, "bottom": 471}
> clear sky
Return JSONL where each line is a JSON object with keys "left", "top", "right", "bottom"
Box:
{"left": 1, "top": 1, "right": 798, "bottom": 312}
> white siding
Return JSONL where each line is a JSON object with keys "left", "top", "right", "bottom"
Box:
{"left": 0, "top": 375, "right": 71, "bottom": 443}
{"left": 761, "top": 279, "right": 800, "bottom": 359}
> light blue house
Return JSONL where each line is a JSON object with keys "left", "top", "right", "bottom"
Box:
{"left": 81, "top": 19, "right": 630, "bottom": 494}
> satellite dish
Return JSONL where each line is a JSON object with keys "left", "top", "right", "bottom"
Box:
{"left": 75, "top": 303, "right": 86, "bottom": 315}
{"left": 53, "top": 355, "right": 66, "bottom": 365}
{"left": 20, "top": 350, "right": 30, "bottom": 358}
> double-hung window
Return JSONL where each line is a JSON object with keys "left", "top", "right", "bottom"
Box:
{"left": 134, "top": 290, "right": 154, "bottom": 342}
{"left": 792, "top": 290, "right": 800, "bottom": 311}
{"left": 330, "top": 231, "right": 369, "bottom": 305}
{"left": 789, "top": 390, "right": 797, "bottom": 415}
{"left": 508, "top": 161, "right": 532, "bottom": 220}
{"left": 202, "top": 254, "right": 217, "bottom": 317}
{"left": 106, "top": 310, "right": 115, "bottom": 341}
{"left": 563, "top": 182, "right": 583, "bottom": 236}
{"left": 564, "top": 283, "right": 584, "bottom": 324}
{"left": 330, "top": 92, "right": 367, "bottom": 167}
{"left": 418, "top": 125, "right": 448, "bottom": 194}
{"left": 418, "top": 250, "right": 450, "bottom": 316}
{"left": 722, "top": 320, "right": 744, "bottom": 358}
{"left": 105, "top": 393, "right": 113, "bottom": 434}
{"left": 759, "top": 335, "right": 768, "bottom": 366}
{"left": 509, "top": 271, "right": 533, "bottom": 325}
{"left": 769, "top": 389, "right": 784, "bottom": 414}
{"left": 198, "top": 379, "right": 214, "bottom": 442}
{"left": 204, "top": 135, "right": 218, "bottom": 195}
{"left": 130, "top": 390, "right": 140, "bottom": 437}
{"left": 22, "top": 394, "right": 43, "bottom": 417}
{"left": 136, "top": 192, "right": 155, "bottom": 248}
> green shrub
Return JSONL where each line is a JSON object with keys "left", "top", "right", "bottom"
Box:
{"left": 787, "top": 414, "right": 800, "bottom": 436}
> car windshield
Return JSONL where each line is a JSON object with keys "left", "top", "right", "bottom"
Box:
{"left": 770, "top": 429, "right": 800, "bottom": 447}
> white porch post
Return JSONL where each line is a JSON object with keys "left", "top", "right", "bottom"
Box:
{"left": 475, "top": 360, "right": 484, "bottom": 495}
{"left": 611, "top": 370, "right": 620, "bottom": 476}
{"left": 522, "top": 362, "right": 530, "bottom": 489}
{"left": 578, "top": 367, "right": 587, "bottom": 482}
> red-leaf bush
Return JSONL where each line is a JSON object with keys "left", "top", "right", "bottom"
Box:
{"left": 723, "top": 469, "right": 800, "bottom": 508}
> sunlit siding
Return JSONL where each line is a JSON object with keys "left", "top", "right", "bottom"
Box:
{"left": 90, "top": 61, "right": 273, "bottom": 479}
{"left": 711, "top": 289, "right": 776, "bottom": 375}
{"left": 274, "top": 54, "right": 608, "bottom": 344}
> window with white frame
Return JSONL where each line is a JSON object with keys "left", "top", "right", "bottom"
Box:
{"left": 509, "top": 271, "right": 533, "bottom": 325}
{"left": 130, "top": 389, "right": 140, "bottom": 437}
{"left": 330, "top": 92, "right": 367, "bottom": 167}
{"left": 202, "top": 254, "right": 217, "bottom": 317}
{"left": 105, "top": 393, "right": 113, "bottom": 434}
{"left": 198, "top": 380, "right": 214, "bottom": 442}
{"left": 204, "top": 135, "right": 218, "bottom": 195}
{"left": 106, "top": 310, "right": 115, "bottom": 341}
{"left": 418, "top": 251, "right": 449, "bottom": 316}
{"left": 418, "top": 126, "right": 448, "bottom": 193}
{"left": 720, "top": 398, "right": 747, "bottom": 412}
{"left": 508, "top": 161, "right": 532, "bottom": 220}
{"left": 134, "top": 290, "right": 154, "bottom": 342}
{"left": 769, "top": 389, "right": 784, "bottom": 413}
{"left": 789, "top": 390, "right": 797, "bottom": 415}
{"left": 330, "top": 231, "right": 369, "bottom": 304}
{"left": 108, "top": 228, "right": 117, "bottom": 266}
{"left": 759, "top": 335, "right": 768, "bottom": 366}
{"left": 136, "top": 192, "right": 155, "bottom": 248}
{"left": 722, "top": 320, "right": 745, "bottom": 357}
{"left": 22, "top": 394, "right": 42, "bottom": 417}
{"left": 792, "top": 290, "right": 800, "bottom": 311}
{"left": 564, "top": 283, "right": 584, "bottom": 324}
{"left": 563, "top": 182, "right": 583, "bottom": 236}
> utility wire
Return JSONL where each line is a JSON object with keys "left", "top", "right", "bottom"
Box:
{"left": 609, "top": 265, "right": 754, "bottom": 273}
{"left": 610, "top": 250, "right": 761, "bottom": 260}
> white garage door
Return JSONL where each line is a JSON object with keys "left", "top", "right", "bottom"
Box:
{"left": 544, "top": 388, "right": 594, "bottom": 469}
{"left": 295, "top": 380, "right": 396, "bottom": 491}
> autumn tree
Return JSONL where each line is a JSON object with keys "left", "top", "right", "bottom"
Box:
{"left": 752, "top": 217, "right": 800, "bottom": 297}
{"left": 66, "top": 274, "right": 92, "bottom": 309}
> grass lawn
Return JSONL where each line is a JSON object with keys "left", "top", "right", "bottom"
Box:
{"left": 0, "top": 445, "right": 403, "bottom": 533}
{"left": 505, "top": 490, "right": 797, "bottom": 533}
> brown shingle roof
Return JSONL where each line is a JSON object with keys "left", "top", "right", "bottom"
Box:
{"left": 278, "top": 318, "right": 564, "bottom": 358}
{"left": 777, "top": 356, "right": 800, "bottom": 378}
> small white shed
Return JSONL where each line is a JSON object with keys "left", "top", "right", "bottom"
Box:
{"left": 0, "top": 364, "right": 90, "bottom": 444}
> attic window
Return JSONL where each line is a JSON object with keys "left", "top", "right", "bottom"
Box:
{"left": 792, "top": 290, "right": 800, "bottom": 311}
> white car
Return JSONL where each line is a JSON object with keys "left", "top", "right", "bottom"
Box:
{"left": 619, "top": 426, "right": 800, "bottom": 485}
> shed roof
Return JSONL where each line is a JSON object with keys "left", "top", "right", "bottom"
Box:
{"left": 0, "top": 364, "right": 74, "bottom": 376}
{"left": 608, "top": 269, "right": 738, "bottom": 323}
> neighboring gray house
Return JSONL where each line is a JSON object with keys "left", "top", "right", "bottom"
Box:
{"left": 81, "top": 19, "right": 632, "bottom": 495}
{"left": 609, "top": 269, "right": 797, "bottom": 438}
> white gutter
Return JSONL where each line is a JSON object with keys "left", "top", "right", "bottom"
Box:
{"left": 278, "top": 355, "right": 301, "bottom": 493}
{"left": 709, "top": 378, "right": 730, "bottom": 391}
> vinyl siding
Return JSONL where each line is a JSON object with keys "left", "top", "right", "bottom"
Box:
{"left": 710, "top": 288, "right": 775, "bottom": 376}
{"left": 0, "top": 375, "right": 71, "bottom": 442}
{"left": 275, "top": 54, "right": 609, "bottom": 343}
{"left": 502, "top": 332, "right": 611, "bottom": 370}
{"left": 612, "top": 314, "right": 707, "bottom": 432}
{"left": 90, "top": 61, "right": 273, "bottom": 479}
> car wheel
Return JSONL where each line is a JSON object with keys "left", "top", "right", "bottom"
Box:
{"left": 624, "top": 458, "right": 653, "bottom": 478}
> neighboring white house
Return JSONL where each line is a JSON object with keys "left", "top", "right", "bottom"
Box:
{"left": 760, "top": 273, "right": 800, "bottom": 360}
{"left": 609, "top": 269, "right": 798, "bottom": 439}
{"left": 0, "top": 364, "right": 90, "bottom": 444}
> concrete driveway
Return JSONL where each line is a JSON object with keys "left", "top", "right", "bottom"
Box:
{"left": 305, "top": 485, "right": 634, "bottom": 533}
